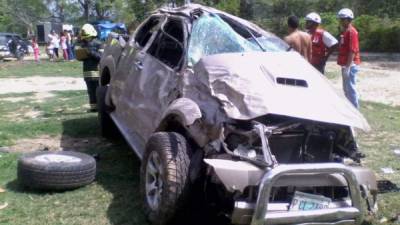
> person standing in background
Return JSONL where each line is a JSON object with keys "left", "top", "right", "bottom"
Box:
{"left": 48, "top": 30, "right": 60, "bottom": 59}
{"left": 46, "top": 41, "right": 54, "bottom": 61}
{"left": 337, "top": 8, "right": 361, "bottom": 108}
{"left": 284, "top": 15, "right": 312, "bottom": 62}
{"left": 32, "top": 36, "right": 40, "bottom": 62}
{"left": 305, "top": 12, "right": 338, "bottom": 74}
{"left": 60, "top": 31, "right": 69, "bottom": 60}
{"left": 66, "top": 31, "right": 74, "bottom": 60}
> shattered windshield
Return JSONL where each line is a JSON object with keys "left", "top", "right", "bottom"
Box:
{"left": 188, "top": 14, "right": 288, "bottom": 66}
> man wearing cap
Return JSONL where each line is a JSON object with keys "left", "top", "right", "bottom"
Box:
{"left": 305, "top": 12, "right": 338, "bottom": 74}
{"left": 76, "top": 24, "right": 103, "bottom": 112}
{"left": 337, "top": 8, "right": 361, "bottom": 109}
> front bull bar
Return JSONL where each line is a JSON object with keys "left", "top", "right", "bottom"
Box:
{"left": 251, "top": 163, "right": 363, "bottom": 225}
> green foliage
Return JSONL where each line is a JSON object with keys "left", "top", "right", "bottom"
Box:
{"left": 320, "top": 12, "right": 339, "bottom": 37}
{"left": 214, "top": 0, "right": 241, "bottom": 16}
{"left": 0, "top": 0, "right": 49, "bottom": 35}
{"left": 352, "top": 16, "right": 400, "bottom": 52}
{"left": 249, "top": 0, "right": 400, "bottom": 52}
{"left": 0, "top": 0, "right": 398, "bottom": 52}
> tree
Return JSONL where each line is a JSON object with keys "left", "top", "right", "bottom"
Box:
{"left": 77, "top": 0, "right": 92, "bottom": 22}
{"left": 94, "top": 0, "right": 113, "bottom": 19}
{"left": 4, "top": 0, "right": 49, "bottom": 36}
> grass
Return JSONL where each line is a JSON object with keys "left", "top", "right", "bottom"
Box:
{"left": 0, "top": 62, "right": 399, "bottom": 224}
{"left": 358, "top": 102, "right": 400, "bottom": 224}
{"left": 0, "top": 142, "right": 146, "bottom": 225}
{"left": 0, "top": 91, "right": 94, "bottom": 146}
{"left": 0, "top": 60, "right": 82, "bottom": 78}
{"left": 0, "top": 90, "right": 147, "bottom": 225}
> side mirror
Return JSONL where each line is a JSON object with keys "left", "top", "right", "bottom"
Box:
{"left": 118, "top": 36, "right": 127, "bottom": 48}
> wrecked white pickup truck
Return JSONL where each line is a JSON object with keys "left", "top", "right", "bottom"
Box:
{"left": 98, "top": 4, "right": 378, "bottom": 225}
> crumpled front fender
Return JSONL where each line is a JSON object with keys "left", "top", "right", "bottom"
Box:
{"left": 160, "top": 98, "right": 202, "bottom": 126}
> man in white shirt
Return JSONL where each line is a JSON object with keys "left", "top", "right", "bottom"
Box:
{"left": 48, "top": 30, "right": 60, "bottom": 58}
{"left": 305, "top": 12, "right": 338, "bottom": 74}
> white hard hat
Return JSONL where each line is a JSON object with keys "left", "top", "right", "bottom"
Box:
{"left": 305, "top": 12, "right": 321, "bottom": 24}
{"left": 80, "top": 24, "right": 98, "bottom": 40}
{"left": 337, "top": 8, "right": 354, "bottom": 19}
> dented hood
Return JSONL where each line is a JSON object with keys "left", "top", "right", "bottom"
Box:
{"left": 192, "top": 51, "right": 370, "bottom": 131}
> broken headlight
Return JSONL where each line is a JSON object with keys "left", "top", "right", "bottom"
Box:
{"left": 223, "top": 121, "right": 275, "bottom": 167}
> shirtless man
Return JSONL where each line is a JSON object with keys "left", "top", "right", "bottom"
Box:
{"left": 284, "top": 15, "right": 312, "bottom": 62}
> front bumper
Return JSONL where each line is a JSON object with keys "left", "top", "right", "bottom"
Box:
{"left": 250, "top": 163, "right": 362, "bottom": 225}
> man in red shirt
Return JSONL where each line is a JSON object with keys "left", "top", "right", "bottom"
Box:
{"left": 337, "top": 8, "right": 361, "bottom": 108}
{"left": 305, "top": 12, "right": 338, "bottom": 74}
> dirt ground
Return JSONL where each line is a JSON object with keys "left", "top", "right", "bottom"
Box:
{"left": 1, "top": 135, "right": 109, "bottom": 153}
{"left": 0, "top": 76, "right": 85, "bottom": 94}
{"left": 326, "top": 58, "right": 400, "bottom": 106}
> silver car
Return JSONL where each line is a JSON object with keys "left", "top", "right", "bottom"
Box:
{"left": 98, "top": 4, "right": 377, "bottom": 225}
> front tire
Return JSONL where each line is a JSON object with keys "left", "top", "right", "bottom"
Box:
{"left": 140, "top": 132, "right": 191, "bottom": 225}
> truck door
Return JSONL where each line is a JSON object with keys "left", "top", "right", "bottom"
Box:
{"left": 123, "top": 17, "right": 186, "bottom": 143}
{"left": 111, "top": 16, "right": 163, "bottom": 132}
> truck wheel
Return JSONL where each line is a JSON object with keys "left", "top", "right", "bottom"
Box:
{"left": 16, "top": 51, "right": 24, "bottom": 61}
{"left": 96, "top": 86, "right": 118, "bottom": 138}
{"left": 18, "top": 151, "right": 96, "bottom": 191}
{"left": 140, "top": 132, "right": 191, "bottom": 225}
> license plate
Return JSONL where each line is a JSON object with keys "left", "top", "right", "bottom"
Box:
{"left": 289, "top": 191, "right": 331, "bottom": 211}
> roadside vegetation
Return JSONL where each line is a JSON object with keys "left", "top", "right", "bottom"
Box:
{"left": 1, "top": 0, "right": 399, "bottom": 52}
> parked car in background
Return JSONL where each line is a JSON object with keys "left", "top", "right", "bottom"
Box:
{"left": 0, "top": 32, "right": 31, "bottom": 60}
{"left": 99, "top": 4, "right": 378, "bottom": 225}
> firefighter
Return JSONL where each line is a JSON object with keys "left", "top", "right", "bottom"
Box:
{"left": 305, "top": 12, "right": 338, "bottom": 74}
{"left": 77, "top": 24, "right": 102, "bottom": 112}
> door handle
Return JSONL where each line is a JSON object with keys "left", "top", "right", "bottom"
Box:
{"left": 134, "top": 60, "right": 143, "bottom": 70}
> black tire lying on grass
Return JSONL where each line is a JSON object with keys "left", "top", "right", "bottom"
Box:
{"left": 18, "top": 151, "right": 96, "bottom": 191}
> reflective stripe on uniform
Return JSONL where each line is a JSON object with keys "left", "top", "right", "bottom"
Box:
{"left": 83, "top": 70, "right": 99, "bottom": 78}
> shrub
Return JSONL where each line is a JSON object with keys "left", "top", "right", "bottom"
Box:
{"left": 320, "top": 12, "right": 340, "bottom": 37}
{"left": 354, "top": 16, "right": 400, "bottom": 52}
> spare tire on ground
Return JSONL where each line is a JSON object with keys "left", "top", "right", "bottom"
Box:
{"left": 18, "top": 151, "right": 96, "bottom": 191}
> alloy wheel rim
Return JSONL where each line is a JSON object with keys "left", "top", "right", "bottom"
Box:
{"left": 145, "top": 151, "right": 163, "bottom": 211}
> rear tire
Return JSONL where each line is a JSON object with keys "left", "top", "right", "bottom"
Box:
{"left": 96, "top": 85, "right": 118, "bottom": 138}
{"left": 140, "top": 132, "right": 191, "bottom": 225}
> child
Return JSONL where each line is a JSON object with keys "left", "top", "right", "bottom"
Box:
{"left": 32, "top": 36, "right": 40, "bottom": 62}
{"left": 46, "top": 41, "right": 54, "bottom": 61}
{"left": 60, "top": 31, "right": 69, "bottom": 60}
